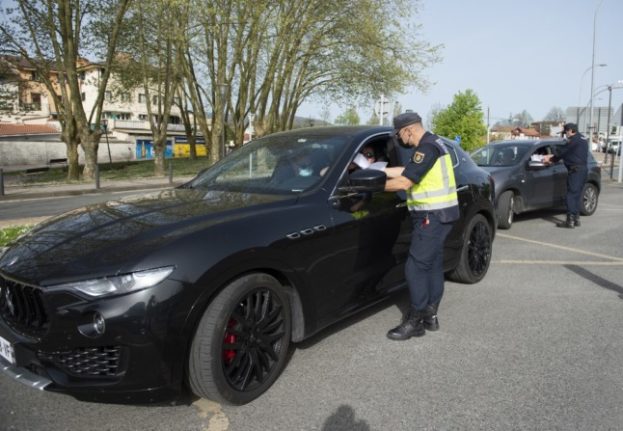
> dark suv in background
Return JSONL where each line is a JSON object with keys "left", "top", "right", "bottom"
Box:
{"left": 471, "top": 139, "right": 601, "bottom": 229}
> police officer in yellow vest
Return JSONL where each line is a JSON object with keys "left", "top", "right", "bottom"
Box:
{"left": 384, "top": 112, "right": 459, "bottom": 340}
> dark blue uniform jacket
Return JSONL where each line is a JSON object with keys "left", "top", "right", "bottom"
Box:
{"left": 552, "top": 133, "right": 588, "bottom": 170}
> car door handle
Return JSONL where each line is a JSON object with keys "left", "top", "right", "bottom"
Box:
{"left": 456, "top": 185, "right": 469, "bottom": 192}
{"left": 395, "top": 202, "right": 407, "bottom": 208}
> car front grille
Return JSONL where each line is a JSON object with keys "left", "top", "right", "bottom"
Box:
{"left": 0, "top": 274, "right": 49, "bottom": 337}
{"left": 41, "top": 346, "right": 124, "bottom": 377}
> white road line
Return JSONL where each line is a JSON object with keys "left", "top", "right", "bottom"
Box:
{"left": 495, "top": 260, "right": 623, "bottom": 266}
{"left": 497, "top": 233, "right": 623, "bottom": 262}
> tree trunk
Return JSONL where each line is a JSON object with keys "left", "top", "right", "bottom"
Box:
{"left": 80, "top": 131, "right": 101, "bottom": 180}
{"left": 153, "top": 134, "right": 167, "bottom": 177}
{"left": 64, "top": 140, "right": 80, "bottom": 180}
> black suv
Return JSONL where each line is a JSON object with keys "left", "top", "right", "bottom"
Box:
{"left": 0, "top": 126, "right": 495, "bottom": 405}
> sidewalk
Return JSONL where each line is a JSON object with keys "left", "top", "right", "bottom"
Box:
{"left": 0, "top": 175, "right": 195, "bottom": 201}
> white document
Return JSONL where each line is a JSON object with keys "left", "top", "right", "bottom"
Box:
{"left": 353, "top": 153, "right": 387, "bottom": 171}
{"left": 530, "top": 154, "right": 544, "bottom": 162}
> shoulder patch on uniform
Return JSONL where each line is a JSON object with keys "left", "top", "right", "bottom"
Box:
{"left": 413, "top": 151, "right": 426, "bottom": 163}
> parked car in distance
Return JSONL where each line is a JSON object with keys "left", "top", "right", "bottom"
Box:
{"left": 471, "top": 139, "right": 601, "bottom": 229}
{"left": 0, "top": 126, "right": 495, "bottom": 406}
{"left": 601, "top": 139, "right": 621, "bottom": 155}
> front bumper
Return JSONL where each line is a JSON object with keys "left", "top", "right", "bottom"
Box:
{"left": 0, "top": 278, "right": 193, "bottom": 404}
{"left": 1, "top": 355, "right": 52, "bottom": 390}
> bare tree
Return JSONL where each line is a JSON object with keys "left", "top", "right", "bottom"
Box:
{"left": 187, "top": 0, "right": 439, "bottom": 159}
{"left": 0, "top": 0, "right": 131, "bottom": 180}
{"left": 544, "top": 106, "right": 565, "bottom": 123}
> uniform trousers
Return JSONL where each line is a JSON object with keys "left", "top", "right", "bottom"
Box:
{"left": 406, "top": 211, "right": 453, "bottom": 311}
{"left": 566, "top": 166, "right": 588, "bottom": 216}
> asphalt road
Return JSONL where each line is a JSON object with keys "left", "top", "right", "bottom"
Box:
{"left": 1, "top": 182, "right": 623, "bottom": 431}
{"left": 0, "top": 190, "right": 161, "bottom": 227}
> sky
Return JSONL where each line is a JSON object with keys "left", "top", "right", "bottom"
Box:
{"left": 299, "top": 0, "right": 623, "bottom": 127}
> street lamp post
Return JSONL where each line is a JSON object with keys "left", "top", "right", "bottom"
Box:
{"left": 102, "top": 119, "right": 112, "bottom": 165}
{"left": 579, "top": 64, "right": 606, "bottom": 106}
{"left": 603, "top": 81, "right": 623, "bottom": 180}
{"left": 587, "top": 0, "right": 605, "bottom": 139}
{"left": 217, "top": 83, "right": 229, "bottom": 159}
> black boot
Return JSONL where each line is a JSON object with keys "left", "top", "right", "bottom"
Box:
{"left": 387, "top": 308, "right": 425, "bottom": 340}
{"left": 557, "top": 214, "right": 574, "bottom": 229}
{"left": 574, "top": 215, "right": 581, "bottom": 227}
{"left": 423, "top": 303, "right": 440, "bottom": 331}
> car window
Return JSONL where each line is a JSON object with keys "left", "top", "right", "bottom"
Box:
{"left": 532, "top": 146, "right": 552, "bottom": 156}
{"left": 188, "top": 134, "right": 350, "bottom": 194}
{"left": 440, "top": 140, "right": 459, "bottom": 167}
{"left": 472, "top": 144, "right": 529, "bottom": 167}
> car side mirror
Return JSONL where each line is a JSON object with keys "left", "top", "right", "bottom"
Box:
{"left": 337, "top": 169, "right": 387, "bottom": 193}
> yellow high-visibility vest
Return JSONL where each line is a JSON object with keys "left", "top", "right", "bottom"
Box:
{"left": 407, "top": 146, "right": 458, "bottom": 212}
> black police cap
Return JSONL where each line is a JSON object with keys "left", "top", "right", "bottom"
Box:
{"left": 562, "top": 123, "right": 578, "bottom": 134}
{"left": 393, "top": 112, "right": 422, "bottom": 134}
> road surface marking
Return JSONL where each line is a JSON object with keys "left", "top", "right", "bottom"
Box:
{"left": 497, "top": 233, "right": 623, "bottom": 262}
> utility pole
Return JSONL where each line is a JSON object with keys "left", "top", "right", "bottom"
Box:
{"left": 588, "top": 0, "right": 604, "bottom": 139}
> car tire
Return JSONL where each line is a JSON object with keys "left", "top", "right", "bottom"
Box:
{"left": 188, "top": 273, "right": 292, "bottom": 405}
{"left": 446, "top": 214, "right": 492, "bottom": 284}
{"left": 496, "top": 191, "right": 514, "bottom": 229}
{"left": 580, "top": 183, "right": 599, "bottom": 216}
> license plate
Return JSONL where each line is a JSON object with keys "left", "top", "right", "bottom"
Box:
{"left": 0, "top": 334, "right": 15, "bottom": 364}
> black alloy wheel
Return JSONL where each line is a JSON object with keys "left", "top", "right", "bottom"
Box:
{"left": 446, "top": 214, "right": 492, "bottom": 284}
{"left": 189, "top": 273, "right": 291, "bottom": 405}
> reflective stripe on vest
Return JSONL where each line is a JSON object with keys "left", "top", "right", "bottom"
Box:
{"left": 407, "top": 144, "right": 458, "bottom": 212}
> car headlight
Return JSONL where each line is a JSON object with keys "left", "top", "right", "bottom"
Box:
{"left": 52, "top": 266, "right": 175, "bottom": 297}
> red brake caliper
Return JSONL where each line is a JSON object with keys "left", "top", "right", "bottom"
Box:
{"left": 223, "top": 318, "right": 237, "bottom": 364}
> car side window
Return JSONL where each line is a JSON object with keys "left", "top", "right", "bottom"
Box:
{"left": 533, "top": 146, "right": 552, "bottom": 156}
{"left": 441, "top": 142, "right": 459, "bottom": 167}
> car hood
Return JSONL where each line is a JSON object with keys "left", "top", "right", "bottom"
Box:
{"left": 0, "top": 188, "right": 291, "bottom": 284}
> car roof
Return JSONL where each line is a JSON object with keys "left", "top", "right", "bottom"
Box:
{"left": 488, "top": 138, "right": 564, "bottom": 147}
{"left": 264, "top": 125, "right": 393, "bottom": 140}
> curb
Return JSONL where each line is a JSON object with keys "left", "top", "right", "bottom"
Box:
{"left": 0, "top": 181, "right": 185, "bottom": 201}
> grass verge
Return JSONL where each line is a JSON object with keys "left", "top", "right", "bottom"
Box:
{"left": 4, "top": 157, "right": 212, "bottom": 185}
{"left": 0, "top": 225, "right": 32, "bottom": 247}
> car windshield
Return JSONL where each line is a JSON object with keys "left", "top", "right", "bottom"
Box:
{"left": 186, "top": 133, "right": 350, "bottom": 194}
{"left": 471, "top": 144, "right": 530, "bottom": 167}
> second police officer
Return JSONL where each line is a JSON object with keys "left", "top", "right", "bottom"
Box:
{"left": 542, "top": 122, "right": 589, "bottom": 228}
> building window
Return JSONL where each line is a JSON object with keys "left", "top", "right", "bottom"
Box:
{"left": 79, "top": 71, "right": 85, "bottom": 80}
{"left": 139, "top": 93, "right": 146, "bottom": 103}
{"left": 121, "top": 92, "right": 131, "bottom": 103}
{"left": 138, "top": 114, "right": 148, "bottom": 121}
{"left": 152, "top": 95, "right": 160, "bottom": 105}
{"left": 105, "top": 91, "right": 112, "bottom": 101}
{"left": 30, "top": 93, "right": 41, "bottom": 111}
{"left": 81, "top": 92, "right": 86, "bottom": 101}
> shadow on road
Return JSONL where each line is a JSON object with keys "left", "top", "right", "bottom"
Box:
{"left": 565, "top": 264, "right": 623, "bottom": 300}
{"left": 322, "top": 405, "right": 371, "bottom": 431}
